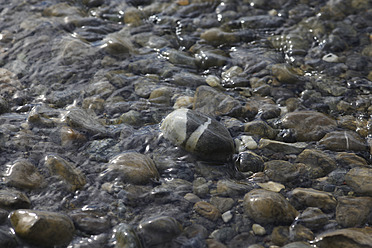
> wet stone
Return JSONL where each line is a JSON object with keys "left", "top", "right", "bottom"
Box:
{"left": 313, "top": 227, "right": 372, "bottom": 248}
{"left": 104, "top": 152, "right": 159, "bottom": 185}
{"left": 296, "top": 207, "right": 329, "bottom": 231}
{"left": 0, "top": 228, "right": 17, "bottom": 248}
{"left": 115, "top": 223, "right": 142, "bottom": 248}
{"left": 235, "top": 151, "right": 264, "bottom": 173}
{"left": 161, "top": 108, "right": 235, "bottom": 161}
{"left": 280, "top": 111, "right": 337, "bottom": 141}
{"left": 289, "top": 188, "right": 337, "bottom": 212}
{"left": 271, "top": 226, "right": 290, "bottom": 247}
{"left": 244, "top": 120, "right": 277, "bottom": 140}
{"left": 193, "top": 85, "right": 242, "bottom": 117}
{"left": 0, "top": 189, "right": 30, "bottom": 210}
{"left": 264, "top": 160, "right": 302, "bottom": 184}
{"left": 194, "top": 201, "right": 221, "bottom": 221}
{"left": 70, "top": 212, "right": 111, "bottom": 235}
{"left": 243, "top": 189, "right": 298, "bottom": 225}
{"left": 258, "top": 139, "right": 307, "bottom": 154}
{"left": 345, "top": 167, "right": 372, "bottom": 196}
{"left": 336, "top": 196, "right": 372, "bottom": 227}
{"left": 295, "top": 149, "right": 337, "bottom": 179}
{"left": 318, "top": 130, "right": 368, "bottom": 152}
{"left": 137, "top": 216, "right": 183, "bottom": 247}
{"left": 210, "top": 196, "right": 235, "bottom": 213}
{"left": 9, "top": 209, "right": 75, "bottom": 247}
{"left": 216, "top": 179, "right": 253, "bottom": 197}
{"left": 45, "top": 154, "right": 86, "bottom": 192}
{"left": 3, "top": 159, "right": 44, "bottom": 189}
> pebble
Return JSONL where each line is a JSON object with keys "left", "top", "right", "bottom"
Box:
{"left": 336, "top": 196, "right": 372, "bottom": 227}
{"left": 345, "top": 167, "right": 372, "bottom": 196}
{"left": 318, "top": 130, "right": 368, "bottom": 152}
{"left": 240, "top": 135, "right": 258, "bottom": 150}
{"left": 296, "top": 207, "right": 329, "bottom": 230}
{"left": 235, "top": 151, "right": 264, "bottom": 173}
{"left": 105, "top": 152, "right": 159, "bottom": 185}
{"left": 313, "top": 227, "right": 372, "bottom": 248}
{"left": 243, "top": 189, "right": 298, "bottom": 225}
{"left": 193, "top": 201, "right": 221, "bottom": 221}
{"left": 264, "top": 160, "right": 302, "bottom": 184}
{"left": 257, "top": 181, "right": 285, "bottom": 193}
{"left": 210, "top": 196, "right": 235, "bottom": 213}
{"left": 115, "top": 223, "right": 143, "bottom": 248}
{"left": 45, "top": 154, "right": 86, "bottom": 192}
{"left": 9, "top": 209, "right": 75, "bottom": 247}
{"left": 295, "top": 149, "right": 337, "bottom": 178}
{"left": 221, "top": 211, "right": 233, "bottom": 223}
{"left": 3, "top": 159, "right": 44, "bottom": 189}
{"left": 289, "top": 188, "right": 337, "bottom": 212}
{"left": 70, "top": 211, "right": 111, "bottom": 235}
{"left": 258, "top": 139, "right": 307, "bottom": 154}
{"left": 0, "top": 189, "right": 31, "bottom": 210}
{"left": 160, "top": 108, "right": 235, "bottom": 161}
{"left": 252, "top": 224, "right": 266, "bottom": 236}
{"left": 244, "top": 120, "right": 277, "bottom": 140}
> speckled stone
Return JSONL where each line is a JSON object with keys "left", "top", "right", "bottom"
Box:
{"left": 243, "top": 189, "right": 298, "bottom": 225}
{"left": 10, "top": 209, "right": 75, "bottom": 247}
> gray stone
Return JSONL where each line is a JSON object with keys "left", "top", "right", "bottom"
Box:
{"left": 115, "top": 223, "right": 143, "bottom": 248}
{"left": 0, "top": 189, "right": 31, "bottom": 210}
{"left": 3, "top": 159, "right": 44, "bottom": 189}
{"left": 295, "top": 149, "right": 337, "bottom": 178}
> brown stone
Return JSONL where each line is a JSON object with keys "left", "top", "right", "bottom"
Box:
{"left": 194, "top": 201, "right": 221, "bottom": 221}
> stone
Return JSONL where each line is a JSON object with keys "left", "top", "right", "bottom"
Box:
{"left": 194, "top": 201, "right": 221, "bottom": 221}
{"left": 222, "top": 211, "right": 233, "bottom": 223}
{"left": 105, "top": 152, "right": 159, "bottom": 185}
{"left": 318, "top": 131, "right": 368, "bottom": 152}
{"left": 161, "top": 108, "right": 235, "bottom": 161}
{"left": 3, "top": 159, "right": 44, "bottom": 189}
{"left": 244, "top": 120, "right": 277, "bottom": 139}
{"left": 60, "top": 126, "right": 87, "bottom": 147}
{"left": 313, "top": 228, "right": 372, "bottom": 248}
{"left": 243, "top": 189, "right": 298, "bottom": 225}
{"left": 289, "top": 224, "right": 314, "bottom": 243}
{"left": 258, "top": 139, "right": 307, "bottom": 154}
{"left": 336, "top": 196, "right": 372, "bottom": 227}
{"left": 115, "top": 223, "right": 142, "bottom": 248}
{"left": 137, "top": 216, "right": 183, "bottom": 246}
{"left": 200, "top": 28, "right": 239, "bottom": 46}
{"left": 173, "top": 95, "right": 194, "bottom": 109}
{"left": 235, "top": 151, "right": 264, "bottom": 173}
{"left": 184, "top": 193, "right": 201, "bottom": 203}
{"left": 0, "top": 228, "right": 17, "bottom": 248}
{"left": 240, "top": 135, "right": 258, "bottom": 150}
{"left": 45, "top": 154, "right": 86, "bottom": 192}
{"left": 271, "top": 64, "right": 300, "bottom": 84}
{"left": 264, "top": 160, "right": 301, "bottom": 184}
{"left": 216, "top": 179, "right": 253, "bottom": 197}
{"left": 295, "top": 149, "right": 337, "bottom": 178}
{"left": 289, "top": 188, "right": 337, "bottom": 212}
{"left": 281, "top": 242, "right": 313, "bottom": 248}
{"left": 257, "top": 181, "right": 285, "bottom": 193}
{"left": 252, "top": 224, "right": 266, "bottom": 236}
{"left": 280, "top": 111, "right": 337, "bottom": 141}
{"left": 271, "top": 226, "right": 290, "bottom": 246}
{"left": 335, "top": 152, "right": 368, "bottom": 168}
{"left": 0, "top": 189, "right": 31, "bottom": 210}
{"left": 193, "top": 85, "right": 242, "bottom": 117}
{"left": 296, "top": 207, "right": 329, "bottom": 230}
{"left": 70, "top": 212, "right": 111, "bottom": 235}
{"left": 345, "top": 167, "right": 372, "bottom": 196}
{"left": 210, "top": 196, "right": 235, "bottom": 213}
{"left": 9, "top": 209, "right": 75, "bottom": 247}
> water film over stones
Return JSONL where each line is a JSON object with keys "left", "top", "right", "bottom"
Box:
{"left": 160, "top": 108, "right": 235, "bottom": 162}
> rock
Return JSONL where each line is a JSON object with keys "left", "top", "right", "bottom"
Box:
{"left": 216, "top": 179, "right": 253, "bottom": 197}
{"left": 264, "top": 160, "right": 301, "bottom": 184}
{"left": 239, "top": 135, "right": 258, "bottom": 150}
{"left": 258, "top": 139, "right": 307, "bottom": 154}
{"left": 252, "top": 224, "right": 266, "bottom": 236}
{"left": 137, "top": 216, "right": 183, "bottom": 246}
{"left": 105, "top": 152, "right": 159, "bottom": 185}
{"left": 61, "top": 108, "right": 107, "bottom": 136}
{"left": 336, "top": 196, "right": 372, "bottom": 227}
{"left": 235, "top": 151, "right": 264, "bottom": 173}
{"left": 244, "top": 120, "right": 277, "bottom": 139}
{"left": 335, "top": 152, "right": 368, "bottom": 168}
{"left": 210, "top": 196, "right": 235, "bottom": 213}
{"left": 289, "top": 224, "right": 314, "bottom": 243}
{"left": 9, "top": 209, "right": 75, "bottom": 247}
{"left": 173, "top": 95, "right": 194, "bottom": 109}
{"left": 193, "top": 85, "right": 242, "bottom": 117}
{"left": 60, "top": 126, "right": 87, "bottom": 147}
{"left": 318, "top": 131, "right": 368, "bottom": 152}
{"left": 115, "top": 223, "right": 143, "bottom": 248}
{"left": 345, "top": 167, "right": 372, "bottom": 196}
{"left": 282, "top": 242, "right": 313, "bottom": 248}
{"left": 160, "top": 108, "right": 235, "bottom": 161}
{"left": 0, "top": 228, "right": 17, "bottom": 248}
{"left": 313, "top": 228, "right": 372, "bottom": 248}
{"left": 271, "top": 64, "right": 301, "bottom": 84}
{"left": 3, "top": 159, "right": 44, "bottom": 189}
{"left": 123, "top": 7, "right": 143, "bottom": 26}
{"left": 295, "top": 149, "right": 337, "bottom": 178}
{"left": 0, "top": 97, "right": 9, "bottom": 114}
{"left": 200, "top": 28, "right": 239, "bottom": 46}
{"left": 0, "top": 189, "right": 31, "bottom": 210}
{"left": 280, "top": 111, "right": 337, "bottom": 141}
{"left": 271, "top": 226, "right": 290, "bottom": 246}
{"left": 296, "top": 207, "right": 329, "bottom": 230}
{"left": 101, "top": 32, "right": 136, "bottom": 54}
{"left": 194, "top": 201, "right": 221, "bottom": 221}
{"left": 222, "top": 211, "right": 233, "bottom": 223}
{"left": 70, "top": 212, "right": 111, "bottom": 235}
{"left": 184, "top": 193, "right": 201, "bottom": 203}
{"left": 257, "top": 181, "right": 285, "bottom": 193}
{"left": 243, "top": 189, "right": 298, "bottom": 225}
{"left": 44, "top": 154, "right": 86, "bottom": 192}
{"left": 118, "top": 110, "right": 143, "bottom": 126}
{"left": 289, "top": 188, "right": 337, "bottom": 212}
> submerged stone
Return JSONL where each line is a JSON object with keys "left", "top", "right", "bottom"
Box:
{"left": 289, "top": 188, "right": 337, "bottom": 212}
{"left": 314, "top": 228, "right": 372, "bottom": 248}
{"left": 336, "top": 196, "right": 372, "bottom": 227}
{"left": 160, "top": 108, "right": 235, "bottom": 161}
{"left": 0, "top": 189, "right": 31, "bottom": 210}
{"left": 3, "top": 159, "right": 44, "bottom": 189}
{"left": 318, "top": 131, "right": 368, "bottom": 152}
{"left": 9, "top": 209, "right": 75, "bottom": 247}
{"left": 345, "top": 167, "right": 372, "bottom": 196}
{"left": 115, "top": 223, "right": 143, "bottom": 248}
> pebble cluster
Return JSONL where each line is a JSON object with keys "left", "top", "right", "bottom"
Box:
{"left": 0, "top": 0, "right": 371, "bottom": 247}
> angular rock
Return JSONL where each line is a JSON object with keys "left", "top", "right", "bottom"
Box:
{"left": 193, "top": 85, "right": 242, "bottom": 117}
{"left": 9, "top": 209, "right": 75, "bottom": 247}
{"left": 280, "top": 111, "right": 337, "bottom": 141}
{"left": 3, "top": 159, "right": 44, "bottom": 189}
{"left": 243, "top": 189, "right": 298, "bottom": 225}
{"left": 45, "top": 154, "right": 86, "bottom": 192}
{"left": 289, "top": 188, "right": 337, "bottom": 212}
{"left": 105, "top": 152, "right": 159, "bottom": 185}
{"left": 137, "top": 216, "right": 182, "bottom": 246}
{"left": 345, "top": 167, "right": 372, "bottom": 196}
{"left": 336, "top": 196, "right": 372, "bottom": 227}
{"left": 318, "top": 131, "right": 367, "bottom": 152}
{"left": 161, "top": 108, "right": 235, "bottom": 161}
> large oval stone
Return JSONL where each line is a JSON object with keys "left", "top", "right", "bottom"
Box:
{"left": 107, "top": 152, "right": 159, "bottom": 185}
{"left": 243, "top": 189, "right": 298, "bottom": 225}
{"left": 9, "top": 209, "right": 75, "bottom": 247}
{"left": 160, "top": 108, "right": 235, "bottom": 161}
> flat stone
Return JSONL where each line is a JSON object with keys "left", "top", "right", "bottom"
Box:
{"left": 345, "top": 167, "right": 372, "bottom": 196}
{"left": 258, "top": 139, "right": 307, "bottom": 154}
{"left": 336, "top": 196, "right": 372, "bottom": 227}
{"left": 10, "top": 209, "right": 75, "bottom": 247}
{"left": 3, "top": 159, "right": 44, "bottom": 189}
{"left": 45, "top": 154, "right": 86, "bottom": 192}
{"left": 106, "top": 152, "right": 159, "bottom": 185}
{"left": 243, "top": 189, "right": 298, "bottom": 225}
{"left": 318, "top": 130, "right": 368, "bottom": 152}
{"left": 210, "top": 196, "right": 235, "bottom": 213}
{"left": 257, "top": 181, "right": 285, "bottom": 193}
{"left": 280, "top": 111, "right": 337, "bottom": 141}
{"left": 289, "top": 188, "right": 337, "bottom": 212}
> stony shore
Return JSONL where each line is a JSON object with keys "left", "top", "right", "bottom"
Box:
{"left": 0, "top": 0, "right": 372, "bottom": 247}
